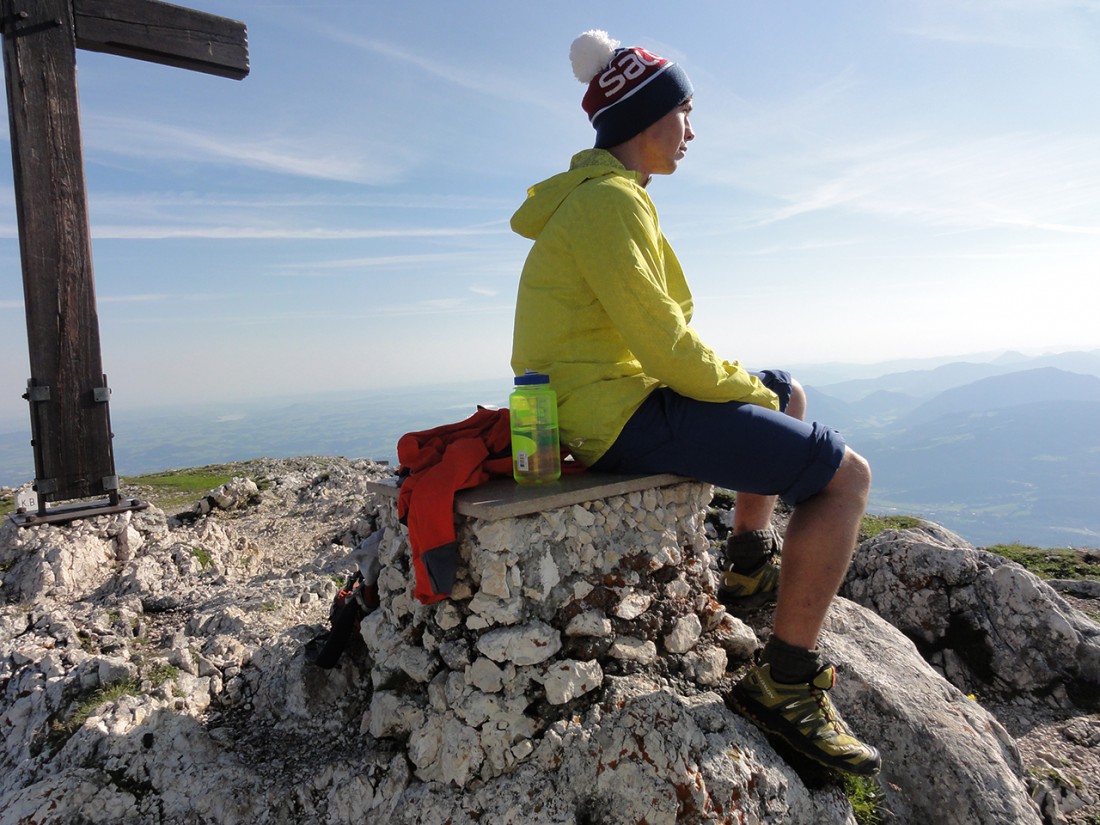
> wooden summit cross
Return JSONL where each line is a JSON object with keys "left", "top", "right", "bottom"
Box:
{"left": 1, "top": 0, "right": 247, "bottom": 524}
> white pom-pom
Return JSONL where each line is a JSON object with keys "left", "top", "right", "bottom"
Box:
{"left": 570, "top": 29, "right": 620, "bottom": 83}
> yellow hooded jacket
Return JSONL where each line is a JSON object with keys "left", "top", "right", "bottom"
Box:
{"left": 510, "top": 148, "right": 778, "bottom": 466}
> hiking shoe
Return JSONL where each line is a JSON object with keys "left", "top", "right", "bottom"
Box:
{"left": 728, "top": 662, "right": 882, "bottom": 776}
{"left": 718, "top": 559, "right": 780, "bottom": 606}
{"left": 717, "top": 529, "right": 782, "bottom": 606}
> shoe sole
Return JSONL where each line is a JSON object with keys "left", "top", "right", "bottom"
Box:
{"left": 727, "top": 691, "right": 882, "bottom": 776}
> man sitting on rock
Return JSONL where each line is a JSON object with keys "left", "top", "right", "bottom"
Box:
{"left": 509, "top": 29, "right": 881, "bottom": 776}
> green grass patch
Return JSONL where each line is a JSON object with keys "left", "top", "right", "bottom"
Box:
{"left": 190, "top": 546, "right": 213, "bottom": 569}
{"left": 859, "top": 514, "right": 925, "bottom": 541}
{"left": 124, "top": 470, "right": 233, "bottom": 493}
{"left": 842, "top": 774, "right": 886, "bottom": 825}
{"left": 987, "top": 543, "right": 1100, "bottom": 581}
{"left": 0, "top": 489, "right": 14, "bottom": 517}
{"left": 145, "top": 664, "right": 179, "bottom": 686}
{"left": 1027, "top": 764, "right": 1084, "bottom": 791}
{"left": 41, "top": 679, "right": 140, "bottom": 754}
{"left": 121, "top": 468, "right": 233, "bottom": 512}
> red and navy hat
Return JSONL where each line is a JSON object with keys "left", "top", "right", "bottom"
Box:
{"left": 571, "top": 30, "right": 694, "bottom": 149}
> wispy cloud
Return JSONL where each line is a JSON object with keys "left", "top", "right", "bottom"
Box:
{"left": 88, "top": 222, "right": 509, "bottom": 241}
{"left": 146, "top": 300, "right": 515, "bottom": 326}
{"left": 0, "top": 300, "right": 23, "bottom": 310}
{"left": 747, "top": 238, "right": 865, "bottom": 257}
{"left": 730, "top": 132, "right": 1100, "bottom": 235}
{"left": 316, "top": 29, "right": 566, "bottom": 115}
{"left": 903, "top": 24, "right": 1055, "bottom": 50}
{"left": 98, "top": 293, "right": 170, "bottom": 304}
{"left": 90, "top": 191, "right": 508, "bottom": 212}
{"left": 70, "top": 190, "right": 513, "bottom": 243}
{"left": 698, "top": 66, "right": 862, "bottom": 148}
{"left": 273, "top": 251, "right": 484, "bottom": 274}
{"left": 83, "top": 115, "right": 414, "bottom": 185}
{"left": 899, "top": 0, "right": 1100, "bottom": 52}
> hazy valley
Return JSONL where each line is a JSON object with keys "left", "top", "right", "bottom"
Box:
{"left": 2, "top": 349, "right": 1098, "bottom": 548}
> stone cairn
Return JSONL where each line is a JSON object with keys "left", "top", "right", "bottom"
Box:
{"left": 363, "top": 476, "right": 759, "bottom": 788}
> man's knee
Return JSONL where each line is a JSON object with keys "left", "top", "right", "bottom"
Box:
{"left": 832, "top": 448, "right": 871, "bottom": 500}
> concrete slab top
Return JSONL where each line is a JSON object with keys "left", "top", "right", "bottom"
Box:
{"left": 365, "top": 472, "right": 692, "bottom": 521}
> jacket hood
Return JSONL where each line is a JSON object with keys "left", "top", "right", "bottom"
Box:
{"left": 510, "top": 149, "right": 640, "bottom": 240}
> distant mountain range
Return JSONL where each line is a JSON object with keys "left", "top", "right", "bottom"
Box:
{"left": 804, "top": 353, "right": 1100, "bottom": 547}
{"left": 2, "top": 351, "right": 1098, "bottom": 549}
{"left": 810, "top": 349, "right": 1100, "bottom": 404}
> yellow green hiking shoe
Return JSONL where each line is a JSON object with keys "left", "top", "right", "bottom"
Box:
{"left": 728, "top": 662, "right": 882, "bottom": 776}
{"left": 718, "top": 559, "right": 780, "bottom": 606}
{"left": 717, "top": 529, "right": 782, "bottom": 607}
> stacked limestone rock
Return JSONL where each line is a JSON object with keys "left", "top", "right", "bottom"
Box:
{"left": 363, "top": 481, "right": 760, "bottom": 788}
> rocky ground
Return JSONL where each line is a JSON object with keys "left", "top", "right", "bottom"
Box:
{"left": 1, "top": 458, "right": 392, "bottom": 823}
{"left": 1, "top": 456, "right": 1097, "bottom": 824}
{"left": 722, "top": 498, "right": 1100, "bottom": 824}
{"left": 980, "top": 587, "right": 1100, "bottom": 825}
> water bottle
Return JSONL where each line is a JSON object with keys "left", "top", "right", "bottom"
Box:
{"left": 509, "top": 371, "right": 561, "bottom": 484}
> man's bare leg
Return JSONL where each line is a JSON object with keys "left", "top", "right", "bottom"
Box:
{"left": 771, "top": 448, "right": 871, "bottom": 649}
{"left": 728, "top": 447, "right": 881, "bottom": 776}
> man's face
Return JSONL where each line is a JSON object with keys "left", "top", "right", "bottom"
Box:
{"left": 639, "top": 100, "right": 695, "bottom": 177}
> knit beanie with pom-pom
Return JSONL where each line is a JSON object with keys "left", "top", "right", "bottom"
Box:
{"left": 571, "top": 30, "right": 693, "bottom": 149}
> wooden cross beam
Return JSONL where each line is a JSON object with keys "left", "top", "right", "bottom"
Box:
{"left": 1, "top": 0, "right": 247, "bottom": 521}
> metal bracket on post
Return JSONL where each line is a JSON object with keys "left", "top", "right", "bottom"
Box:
{"left": 9, "top": 494, "right": 148, "bottom": 527}
{"left": 23, "top": 384, "right": 50, "bottom": 403}
{"left": 9, "top": 381, "right": 145, "bottom": 527}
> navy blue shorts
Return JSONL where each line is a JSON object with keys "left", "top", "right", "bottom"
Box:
{"left": 591, "top": 370, "right": 846, "bottom": 506}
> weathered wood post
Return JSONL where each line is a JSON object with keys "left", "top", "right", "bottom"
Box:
{"left": 1, "top": 0, "right": 248, "bottom": 524}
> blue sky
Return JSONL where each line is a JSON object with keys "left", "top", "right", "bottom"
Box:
{"left": 2, "top": 0, "right": 1099, "bottom": 427}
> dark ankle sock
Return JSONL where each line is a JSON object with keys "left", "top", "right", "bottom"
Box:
{"left": 762, "top": 635, "right": 822, "bottom": 684}
{"left": 726, "top": 529, "right": 772, "bottom": 571}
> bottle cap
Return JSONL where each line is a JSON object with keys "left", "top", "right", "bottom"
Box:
{"left": 514, "top": 370, "right": 550, "bottom": 386}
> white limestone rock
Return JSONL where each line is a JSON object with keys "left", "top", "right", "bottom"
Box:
{"left": 565, "top": 609, "right": 613, "bottom": 638}
{"left": 466, "top": 656, "right": 508, "bottom": 693}
{"left": 476, "top": 621, "right": 562, "bottom": 666}
{"left": 439, "top": 714, "right": 484, "bottom": 788}
{"left": 209, "top": 477, "right": 259, "bottom": 510}
{"left": 843, "top": 526, "right": 1100, "bottom": 700}
{"left": 820, "top": 597, "right": 1042, "bottom": 825}
{"left": 613, "top": 591, "right": 653, "bottom": 620}
{"left": 712, "top": 613, "right": 759, "bottom": 660}
{"left": 610, "top": 636, "right": 658, "bottom": 664}
{"left": 542, "top": 658, "right": 604, "bottom": 705}
{"left": 683, "top": 645, "right": 727, "bottom": 686}
{"left": 663, "top": 612, "right": 702, "bottom": 654}
{"left": 366, "top": 690, "right": 425, "bottom": 740}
